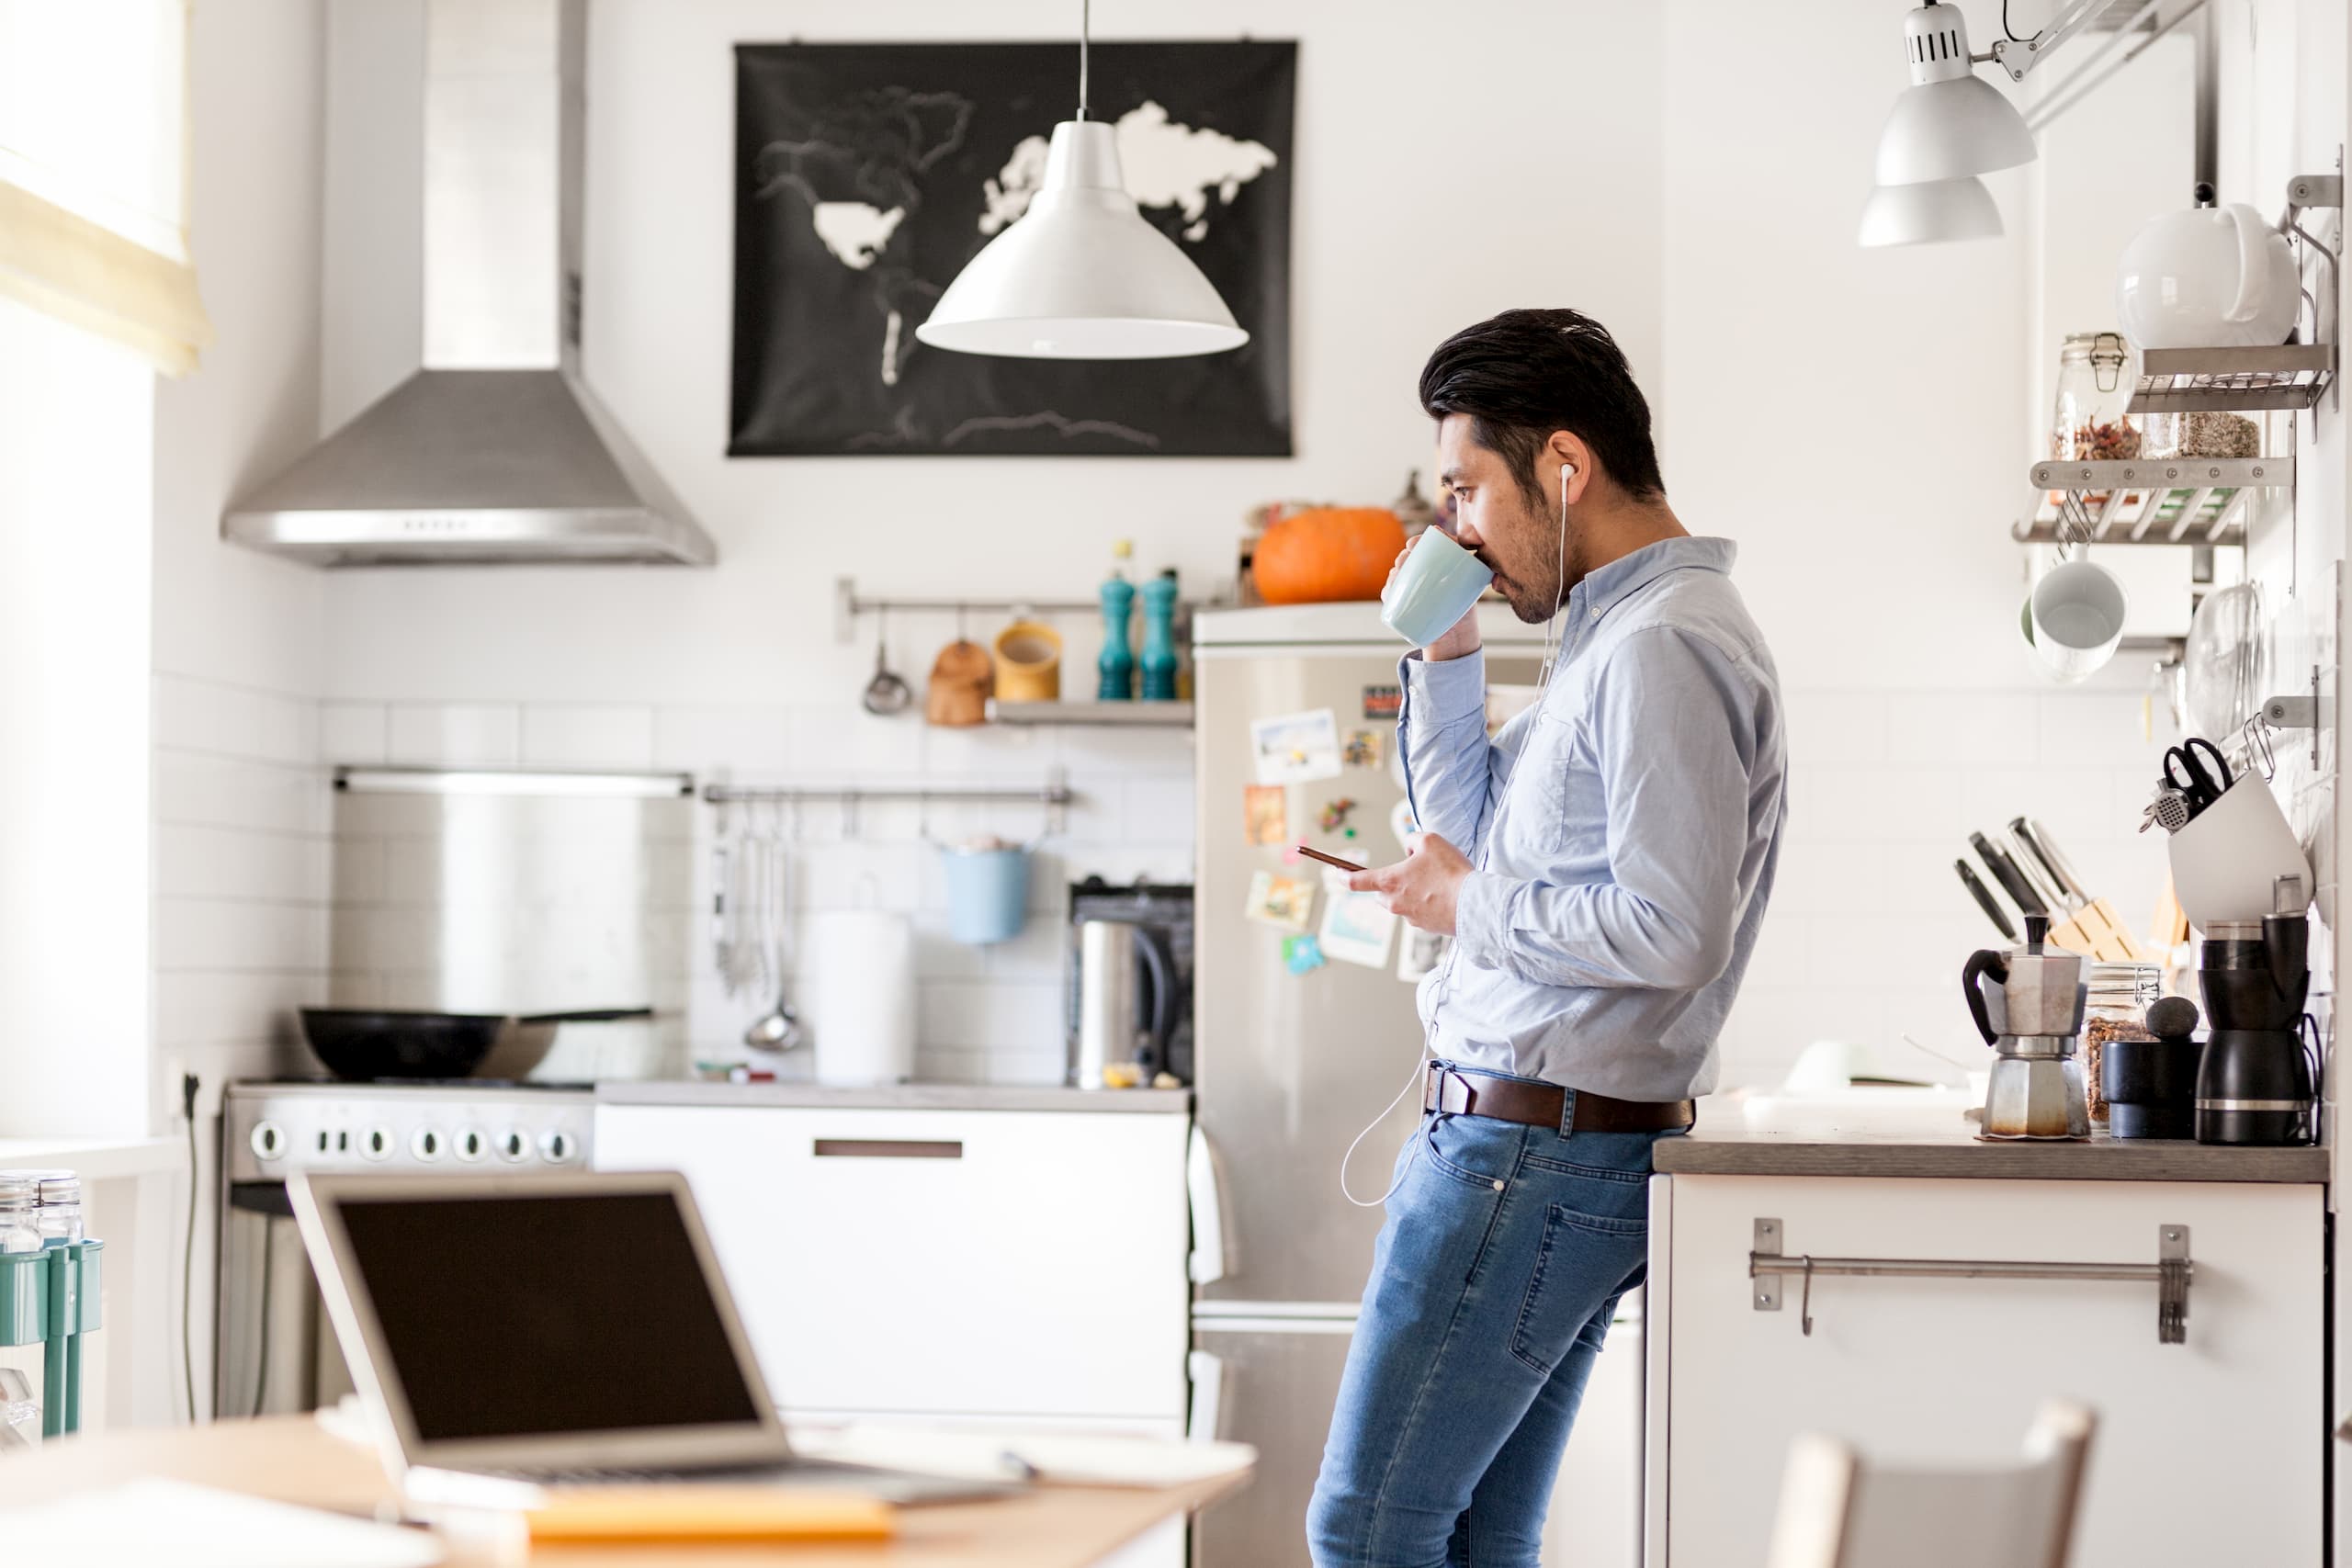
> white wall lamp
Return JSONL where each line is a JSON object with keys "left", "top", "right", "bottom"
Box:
{"left": 915, "top": 1, "right": 1247, "bottom": 359}
{"left": 1859, "top": 0, "right": 2211, "bottom": 248}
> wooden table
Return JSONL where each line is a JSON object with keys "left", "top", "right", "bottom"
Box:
{"left": 0, "top": 1416, "right": 1251, "bottom": 1566}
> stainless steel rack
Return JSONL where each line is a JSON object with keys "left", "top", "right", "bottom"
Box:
{"left": 1750, "top": 1218, "right": 2194, "bottom": 1346}
{"left": 701, "top": 771, "right": 1075, "bottom": 832}
{"left": 834, "top": 575, "right": 1209, "bottom": 644}
{"left": 988, "top": 699, "right": 1193, "bottom": 728}
{"left": 2128, "top": 344, "right": 2336, "bottom": 413}
{"left": 2015, "top": 456, "right": 2290, "bottom": 547}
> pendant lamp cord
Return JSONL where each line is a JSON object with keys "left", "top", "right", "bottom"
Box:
{"left": 1077, "top": 0, "right": 1091, "bottom": 119}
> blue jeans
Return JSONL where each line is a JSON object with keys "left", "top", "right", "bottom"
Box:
{"left": 1307, "top": 1089, "right": 1664, "bottom": 1568}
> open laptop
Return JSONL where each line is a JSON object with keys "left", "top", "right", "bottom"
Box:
{"left": 288, "top": 1168, "right": 1023, "bottom": 1510}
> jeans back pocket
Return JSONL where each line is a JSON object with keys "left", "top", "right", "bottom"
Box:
{"left": 1509, "top": 1201, "right": 1648, "bottom": 1376}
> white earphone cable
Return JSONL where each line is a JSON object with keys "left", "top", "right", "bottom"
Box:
{"left": 1538, "top": 462, "right": 1571, "bottom": 687}
{"left": 1339, "top": 460, "right": 1573, "bottom": 1209}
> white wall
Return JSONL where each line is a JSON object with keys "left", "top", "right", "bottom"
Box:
{"left": 148, "top": 0, "right": 328, "bottom": 1420}
{"left": 0, "top": 298, "right": 154, "bottom": 1138}
{"left": 294, "top": 0, "right": 2233, "bottom": 1087}
{"left": 311, "top": 0, "right": 1672, "bottom": 1077}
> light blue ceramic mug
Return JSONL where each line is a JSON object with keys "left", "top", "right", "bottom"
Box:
{"left": 1379, "top": 530, "right": 1494, "bottom": 647}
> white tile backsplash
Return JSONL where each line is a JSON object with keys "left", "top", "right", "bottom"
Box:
{"left": 319, "top": 701, "right": 388, "bottom": 764}
{"left": 388, "top": 702, "right": 521, "bottom": 768}
{"left": 151, "top": 676, "right": 334, "bottom": 1084}
{"left": 324, "top": 680, "right": 2184, "bottom": 1092}
{"left": 520, "top": 704, "right": 657, "bottom": 770}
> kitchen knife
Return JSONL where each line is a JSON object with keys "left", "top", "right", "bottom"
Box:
{"left": 1970, "top": 833, "right": 2048, "bottom": 920}
{"left": 1954, "top": 858, "right": 2019, "bottom": 942}
{"left": 2011, "top": 816, "right": 2151, "bottom": 962}
{"left": 1991, "top": 826, "right": 2105, "bottom": 958}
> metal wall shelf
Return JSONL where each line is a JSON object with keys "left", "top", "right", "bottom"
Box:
{"left": 2127, "top": 344, "right": 2335, "bottom": 413}
{"left": 2017, "top": 457, "right": 2291, "bottom": 546}
{"left": 987, "top": 699, "right": 1193, "bottom": 728}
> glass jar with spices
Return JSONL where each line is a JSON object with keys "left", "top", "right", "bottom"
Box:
{"left": 2050, "top": 333, "right": 2141, "bottom": 510}
{"left": 2082, "top": 963, "right": 2162, "bottom": 1127}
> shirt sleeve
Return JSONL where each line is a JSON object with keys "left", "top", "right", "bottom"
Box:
{"left": 1396, "top": 646, "right": 1502, "bottom": 862}
{"left": 1451, "top": 626, "right": 1757, "bottom": 990}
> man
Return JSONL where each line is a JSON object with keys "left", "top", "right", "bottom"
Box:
{"left": 1306, "top": 309, "right": 1786, "bottom": 1568}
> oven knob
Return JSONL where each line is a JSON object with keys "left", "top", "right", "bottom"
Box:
{"left": 496, "top": 1129, "right": 530, "bottom": 1163}
{"left": 410, "top": 1127, "right": 444, "bottom": 1161}
{"left": 362, "top": 1126, "right": 394, "bottom": 1161}
{"left": 455, "top": 1127, "right": 487, "bottom": 1162}
{"left": 249, "top": 1122, "right": 285, "bottom": 1161}
{"left": 539, "top": 1129, "right": 577, "bottom": 1165}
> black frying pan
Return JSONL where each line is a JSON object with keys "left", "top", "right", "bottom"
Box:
{"left": 299, "top": 1008, "right": 653, "bottom": 1082}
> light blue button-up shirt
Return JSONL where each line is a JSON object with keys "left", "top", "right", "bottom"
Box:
{"left": 1397, "top": 536, "right": 1786, "bottom": 1101}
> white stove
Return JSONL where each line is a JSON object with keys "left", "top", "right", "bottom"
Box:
{"left": 223, "top": 1078, "right": 594, "bottom": 1180}
{"left": 216, "top": 1078, "right": 598, "bottom": 1420}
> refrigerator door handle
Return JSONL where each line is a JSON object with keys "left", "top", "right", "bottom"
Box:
{"left": 1186, "top": 1348, "right": 1226, "bottom": 1442}
{"left": 1189, "top": 1123, "right": 1230, "bottom": 1285}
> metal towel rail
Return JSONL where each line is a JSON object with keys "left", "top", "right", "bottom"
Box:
{"left": 1749, "top": 1219, "right": 2192, "bottom": 1346}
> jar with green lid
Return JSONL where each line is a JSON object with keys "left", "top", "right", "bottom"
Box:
{"left": 2083, "top": 963, "right": 2162, "bottom": 1126}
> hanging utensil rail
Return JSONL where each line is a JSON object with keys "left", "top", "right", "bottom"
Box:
{"left": 835, "top": 576, "right": 1206, "bottom": 643}
{"left": 704, "top": 772, "right": 1074, "bottom": 832}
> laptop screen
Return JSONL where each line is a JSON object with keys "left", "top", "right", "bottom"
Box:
{"left": 333, "top": 1189, "right": 764, "bottom": 1442}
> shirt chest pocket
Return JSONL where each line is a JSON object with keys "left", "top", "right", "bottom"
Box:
{"left": 1506, "top": 711, "right": 1593, "bottom": 857}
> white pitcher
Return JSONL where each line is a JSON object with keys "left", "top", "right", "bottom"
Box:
{"left": 2116, "top": 184, "right": 2301, "bottom": 350}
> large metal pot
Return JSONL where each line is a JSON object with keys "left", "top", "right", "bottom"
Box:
{"left": 298, "top": 1008, "right": 652, "bottom": 1082}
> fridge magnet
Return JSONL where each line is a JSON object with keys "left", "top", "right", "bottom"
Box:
{"left": 1242, "top": 784, "right": 1287, "bottom": 846}
{"left": 1250, "top": 708, "right": 1342, "bottom": 786}
{"left": 1389, "top": 798, "right": 1419, "bottom": 852}
{"left": 1396, "top": 927, "right": 1449, "bottom": 982}
{"left": 1342, "top": 729, "right": 1385, "bottom": 768}
{"left": 1245, "top": 868, "right": 1317, "bottom": 931}
{"left": 1361, "top": 684, "right": 1401, "bottom": 721}
{"left": 1282, "top": 932, "right": 1327, "bottom": 975}
{"left": 1318, "top": 886, "right": 1397, "bottom": 969}
{"left": 1485, "top": 683, "right": 1543, "bottom": 737}
{"left": 1317, "top": 796, "right": 1358, "bottom": 833}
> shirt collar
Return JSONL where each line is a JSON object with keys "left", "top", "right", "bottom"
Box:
{"left": 1569, "top": 535, "right": 1737, "bottom": 623}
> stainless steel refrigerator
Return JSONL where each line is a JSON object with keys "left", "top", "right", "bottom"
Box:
{"left": 1187, "top": 601, "right": 1550, "bottom": 1567}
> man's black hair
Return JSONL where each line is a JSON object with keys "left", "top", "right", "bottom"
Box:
{"left": 1418, "top": 309, "right": 1666, "bottom": 507}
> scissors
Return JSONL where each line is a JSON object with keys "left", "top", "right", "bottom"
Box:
{"left": 2162, "top": 737, "right": 2233, "bottom": 815}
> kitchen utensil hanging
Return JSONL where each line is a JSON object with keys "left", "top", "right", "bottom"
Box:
{"left": 2183, "top": 581, "right": 2265, "bottom": 739}
{"left": 742, "top": 796, "right": 804, "bottom": 1053}
{"left": 863, "top": 610, "right": 914, "bottom": 716}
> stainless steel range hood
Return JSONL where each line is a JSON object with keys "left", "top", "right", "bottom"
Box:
{"left": 223, "top": 0, "right": 716, "bottom": 567}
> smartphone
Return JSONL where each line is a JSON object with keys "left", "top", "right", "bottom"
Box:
{"left": 1295, "top": 844, "right": 1366, "bottom": 874}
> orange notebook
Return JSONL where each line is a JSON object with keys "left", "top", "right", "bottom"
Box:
{"left": 524, "top": 1487, "right": 897, "bottom": 1545}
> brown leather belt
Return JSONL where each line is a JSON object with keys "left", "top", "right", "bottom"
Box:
{"left": 1424, "top": 1062, "right": 1695, "bottom": 1134}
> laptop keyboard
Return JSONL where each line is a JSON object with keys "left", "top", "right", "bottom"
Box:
{"left": 483, "top": 1462, "right": 814, "bottom": 1486}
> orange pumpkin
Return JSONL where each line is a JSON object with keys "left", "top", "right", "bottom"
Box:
{"left": 1253, "top": 507, "right": 1408, "bottom": 604}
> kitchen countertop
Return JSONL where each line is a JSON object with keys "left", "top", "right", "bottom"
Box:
{"left": 1654, "top": 1114, "right": 2329, "bottom": 1184}
{"left": 596, "top": 1080, "right": 1193, "bottom": 1113}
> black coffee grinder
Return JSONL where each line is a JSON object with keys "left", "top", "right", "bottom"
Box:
{"left": 2195, "top": 879, "right": 2320, "bottom": 1146}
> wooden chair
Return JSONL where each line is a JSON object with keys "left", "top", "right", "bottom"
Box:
{"left": 1764, "top": 1402, "right": 2097, "bottom": 1568}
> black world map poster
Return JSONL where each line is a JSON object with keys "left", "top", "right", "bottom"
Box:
{"left": 728, "top": 40, "right": 1295, "bottom": 457}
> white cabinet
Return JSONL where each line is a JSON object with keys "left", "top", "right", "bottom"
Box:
{"left": 594, "top": 1104, "right": 1192, "bottom": 1423}
{"left": 1649, "top": 1175, "right": 2324, "bottom": 1567}
{"left": 1542, "top": 1301, "right": 1641, "bottom": 1568}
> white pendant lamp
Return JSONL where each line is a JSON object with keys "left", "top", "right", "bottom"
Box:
{"left": 1858, "top": 175, "right": 2003, "bottom": 247}
{"left": 914, "top": 3, "right": 1247, "bottom": 359}
{"left": 1871, "top": 4, "right": 2036, "bottom": 187}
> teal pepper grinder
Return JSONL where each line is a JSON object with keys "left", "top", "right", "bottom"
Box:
{"left": 1098, "top": 541, "right": 1136, "bottom": 701}
{"left": 1139, "top": 570, "right": 1179, "bottom": 701}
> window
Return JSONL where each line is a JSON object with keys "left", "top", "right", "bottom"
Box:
{"left": 0, "top": 0, "right": 211, "bottom": 374}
